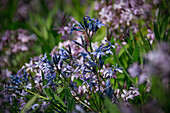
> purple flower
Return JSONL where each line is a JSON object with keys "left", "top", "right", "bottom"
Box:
{"left": 128, "top": 63, "right": 142, "bottom": 78}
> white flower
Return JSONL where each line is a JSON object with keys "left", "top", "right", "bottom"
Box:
{"left": 71, "top": 74, "right": 79, "bottom": 81}
{"left": 92, "top": 51, "right": 106, "bottom": 59}
{"left": 20, "top": 90, "right": 27, "bottom": 96}
{"left": 19, "top": 44, "right": 28, "bottom": 51}
{"left": 36, "top": 70, "right": 42, "bottom": 77}
{"left": 26, "top": 83, "right": 32, "bottom": 89}
{"left": 78, "top": 85, "right": 88, "bottom": 94}
{"left": 114, "top": 1, "right": 125, "bottom": 10}
{"left": 106, "top": 49, "right": 113, "bottom": 55}
{"left": 84, "top": 100, "right": 90, "bottom": 105}
{"left": 42, "top": 63, "right": 51, "bottom": 72}
{"left": 31, "top": 103, "right": 39, "bottom": 110}
{"left": 116, "top": 68, "right": 123, "bottom": 73}
{"left": 92, "top": 42, "right": 99, "bottom": 51}
{"left": 121, "top": 89, "right": 133, "bottom": 101}
{"left": 34, "top": 60, "right": 43, "bottom": 69}
{"left": 17, "top": 33, "right": 30, "bottom": 43}
{"left": 115, "top": 89, "right": 120, "bottom": 98}
{"left": 129, "top": 86, "right": 140, "bottom": 97}
{"left": 104, "top": 68, "right": 115, "bottom": 78}
{"left": 146, "top": 79, "right": 151, "bottom": 92}
{"left": 121, "top": 86, "right": 140, "bottom": 101}
{"left": 24, "top": 60, "right": 34, "bottom": 72}
{"left": 113, "top": 64, "right": 123, "bottom": 73}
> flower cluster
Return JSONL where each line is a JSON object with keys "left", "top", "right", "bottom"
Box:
{"left": 0, "top": 29, "right": 36, "bottom": 86}
{"left": 94, "top": 0, "right": 159, "bottom": 48}
{"left": 0, "top": 29, "right": 36, "bottom": 53}
{"left": 116, "top": 86, "right": 140, "bottom": 101}
{"left": 1, "top": 70, "right": 30, "bottom": 110}
{"left": 70, "top": 16, "right": 104, "bottom": 35}
{"left": 4, "top": 16, "right": 141, "bottom": 112}
{"left": 0, "top": 29, "right": 36, "bottom": 71}
{"left": 52, "top": 17, "right": 139, "bottom": 104}
{"left": 22, "top": 55, "right": 44, "bottom": 88}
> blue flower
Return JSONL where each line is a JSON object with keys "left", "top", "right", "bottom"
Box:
{"left": 9, "top": 69, "right": 29, "bottom": 88}
{"left": 78, "top": 51, "right": 91, "bottom": 61}
{"left": 10, "top": 74, "right": 22, "bottom": 85}
{"left": 92, "top": 45, "right": 106, "bottom": 59}
{"left": 112, "top": 64, "right": 123, "bottom": 73}
{"left": 70, "top": 16, "right": 105, "bottom": 35}
{"left": 94, "top": 18, "right": 105, "bottom": 28}
{"left": 104, "top": 68, "right": 116, "bottom": 78}
{"left": 104, "top": 79, "right": 114, "bottom": 99}
{"left": 70, "top": 23, "right": 83, "bottom": 35}
{"left": 41, "top": 53, "right": 47, "bottom": 62}
{"left": 59, "top": 48, "right": 69, "bottom": 60}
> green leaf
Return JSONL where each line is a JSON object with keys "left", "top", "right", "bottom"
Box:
{"left": 151, "top": 77, "right": 170, "bottom": 112}
{"left": 43, "top": 88, "right": 66, "bottom": 108}
{"left": 154, "top": 22, "right": 161, "bottom": 41}
{"left": 145, "top": 36, "right": 153, "bottom": 50}
{"left": 21, "top": 95, "right": 38, "bottom": 113}
{"left": 138, "top": 42, "right": 145, "bottom": 67}
{"left": 42, "top": 71, "right": 47, "bottom": 86}
{"left": 93, "top": 27, "right": 106, "bottom": 42}
{"left": 57, "top": 87, "right": 64, "bottom": 94}
{"left": 88, "top": 2, "right": 95, "bottom": 17}
{"left": 160, "top": 15, "right": 168, "bottom": 38}
{"left": 127, "top": 29, "right": 134, "bottom": 53}
{"left": 118, "top": 41, "right": 133, "bottom": 61}
{"left": 113, "top": 48, "right": 134, "bottom": 84}
{"left": 163, "top": 29, "right": 170, "bottom": 41}
{"left": 139, "top": 28, "right": 151, "bottom": 52}
{"left": 64, "top": 87, "right": 75, "bottom": 111}
{"left": 103, "top": 98, "right": 120, "bottom": 113}
{"left": 46, "top": 2, "right": 59, "bottom": 30}
{"left": 132, "top": 43, "right": 139, "bottom": 62}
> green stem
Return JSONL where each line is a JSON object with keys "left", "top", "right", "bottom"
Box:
{"left": 21, "top": 83, "right": 66, "bottom": 112}
{"left": 92, "top": 92, "right": 100, "bottom": 111}
{"left": 114, "top": 78, "right": 116, "bottom": 90}
{"left": 140, "top": 94, "right": 144, "bottom": 113}
{"left": 55, "top": 66, "right": 93, "bottom": 111}
{"left": 24, "top": 88, "right": 48, "bottom": 100}
{"left": 85, "top": 29, "right": 93, "bottom": 53}
{"left": 89, "top": 35, "right": 93, "bottom": 53}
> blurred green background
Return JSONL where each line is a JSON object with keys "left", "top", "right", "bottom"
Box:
{"left": 0, "top": 0, "right": 95, "bottom": 73}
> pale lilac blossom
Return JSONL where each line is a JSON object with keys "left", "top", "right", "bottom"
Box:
{"left": 24, "top": 60, "right": 34, "bottom": 72}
